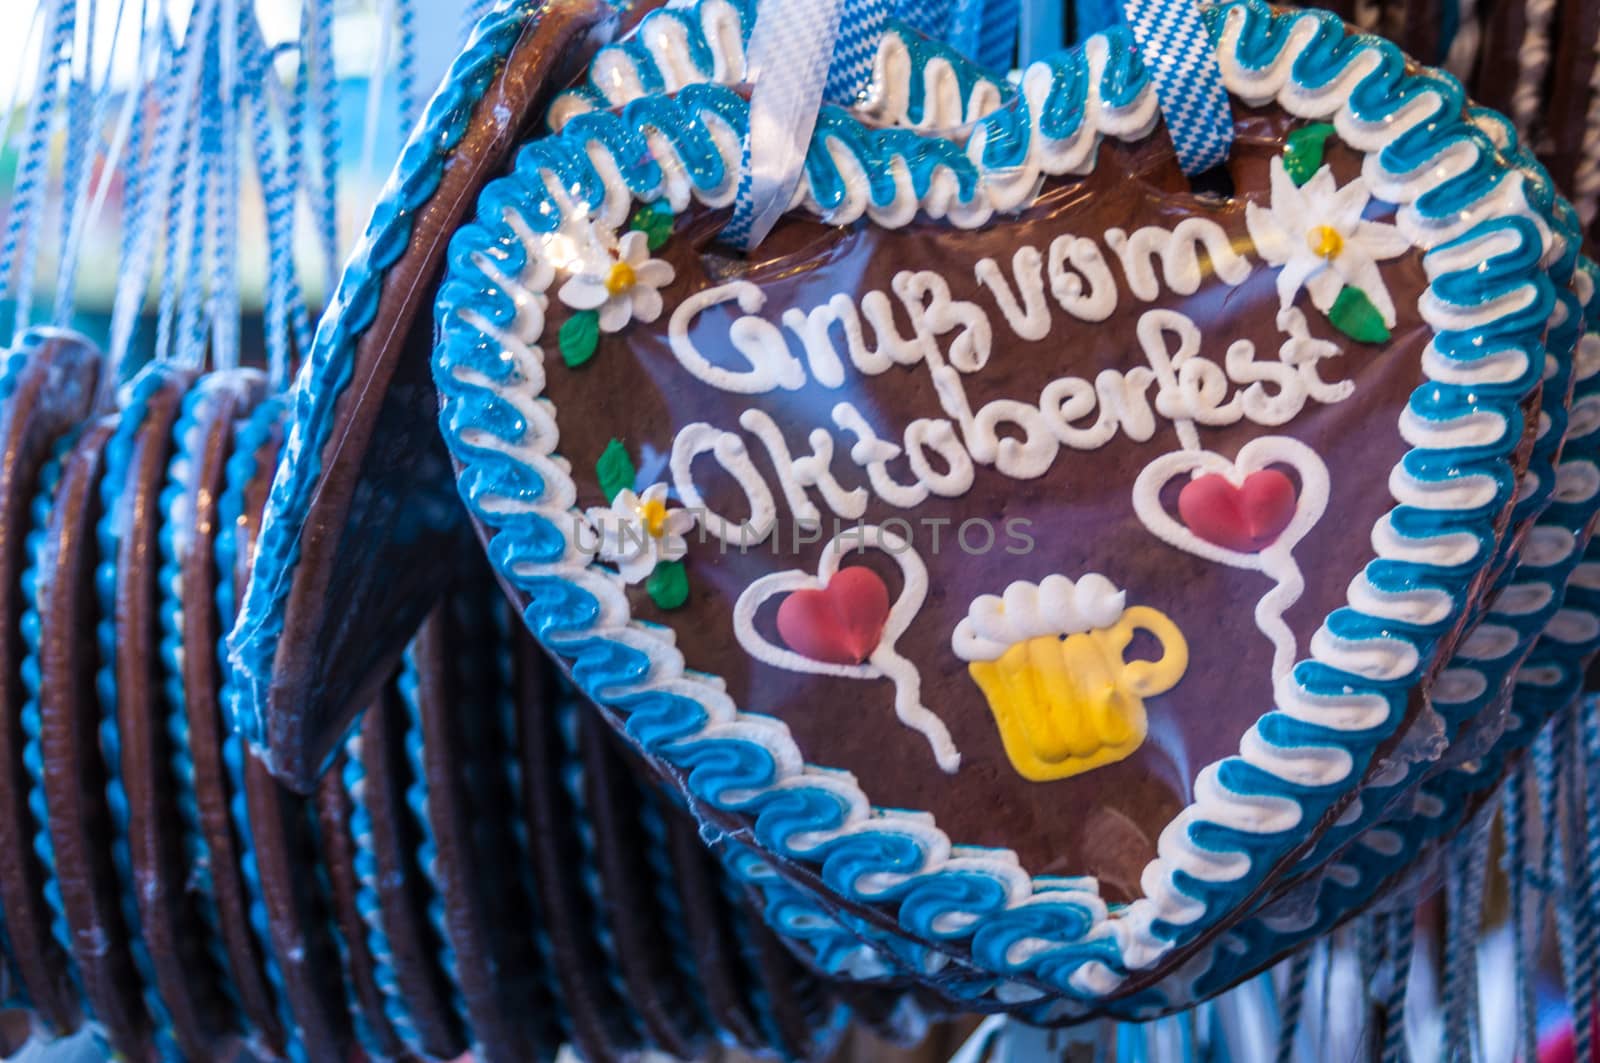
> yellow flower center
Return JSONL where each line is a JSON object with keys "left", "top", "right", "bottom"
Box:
{"left": 637, "top": 497, "right": 670, "bottom": 538}
{"left": 604, "top": 260, "right": 637, "bottom": 296}
{"left": 1307, "top": 225, "right": 1344, "bottom": 260}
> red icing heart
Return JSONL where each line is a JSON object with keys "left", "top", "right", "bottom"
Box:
{"left": 776, "top": 567, "right": 891, "bottom": 666}
{"left": 1177, "top": 469, "right": 1299, "bottom": 553}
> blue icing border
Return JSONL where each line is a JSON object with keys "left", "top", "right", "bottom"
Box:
{"left": 395, "top": 645, "right": 470, "bottom": 1039}
{"left": 1137, "top": 254, "right": 1600, "bottom": 1019}
{"left": 155, "top": 373, "right": 258, "bottom": 1035}
{"left": 635, "top": 797, "right": 714, "bottom": 1024}
{"left": 305, "top": 814, "right": 384, "bottom": 1057}
{"left": 553, "top": 691, "right": 646, "bottom": 1043}
{"left": 228, "top": 0, "right": 554, "bottom": 754}
{"left": 213, "top": 396, "right": 303, "bottom": 1063}
{"left": 1263, "top": 112, "right": 1582, "bottom": 882}
{"left": 19, "top": 428, "right": 85, "bottom": 1011}
{"left": 340, "top": 733, "right": 420, "bottom": 1057}
{"left": 94, "top": 365, "right": 182, "bottom": 1059}
{"left": 490, "top": 600, "right": 573, "bottom": 1046}
{"left": 430, "top": 0, "right": 1557, "bottom": 1001}
{"left": 548, "top": 1, "right": 1014, "bottom": 135}
{"left": 717, "top": 112, "right": 1590, "bottom": 1010}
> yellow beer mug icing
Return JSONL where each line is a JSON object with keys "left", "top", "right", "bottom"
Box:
{"left": 952, "top": 574, "right": 1189, "bottom": 782}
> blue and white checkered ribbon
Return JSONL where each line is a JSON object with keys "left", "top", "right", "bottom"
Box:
{"left": 725, "top": 0, "right": 888, "bottom": 249}
{"left": 1120, "top": 0, "right": 1233, "bottom": 175}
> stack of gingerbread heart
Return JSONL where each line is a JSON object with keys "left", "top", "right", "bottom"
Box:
{"left": 0, "top": 324, "right": 933, "bottom": 1060}
{"left": 3, "top": 0, "right": 1593, "bottom": 1058}
{"left": 217, "top": 0, "right": 1600, "bottom": 1046}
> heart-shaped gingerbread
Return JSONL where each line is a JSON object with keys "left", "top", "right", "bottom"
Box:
{"left": 428, "top": 0, "right": 1557, "bottom": 1006}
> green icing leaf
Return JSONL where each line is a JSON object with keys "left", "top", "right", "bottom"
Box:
{"left": 1283, "top": 122, "right": 1336, "bottom": 186}
{"left": 596, "top": 439, "right": 637, "bottom": 503}
{"left": 558, "top": 309, "right": 600, "bottom": 367}
{"left": 647, "top": 560, "right": 689, "bottom": 610}
{"left": 1328, "top": 285, "right": 1391, "bottom": 344}
{"left": 630, "top": 203, "right": 676, "bottom": 252}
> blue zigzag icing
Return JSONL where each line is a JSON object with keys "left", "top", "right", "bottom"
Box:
{"left": 396, "top": 646, "right": 470, "bottom": 1038}
{"left": 344, "top": 733, "right": 422, "bottom": 1056}
{"left": 554, "top": 693, "right": 645, "bottom": 1042}
{"left": 548, "top": 1, "right": 1014, "bottom": 135}
{"left": 156, "top": 373, "right": 259, "bottom": 1035}
{"left": 213, "top": 397, "right": 302, "bottom": 1062}
{"left": 1145, "top": 253, "right": 1600, "bottom": 1019}
{"left": 430, "top": 0, "right": 1558, "bottom": 1001}
{"left": 229, "top": 0, "right": 554, "bottom": 753}
{"left": 20, "top": 429, "right": 84, "bottom": 1011}
{"left": 95, "top": 366, "right": 182, "bottom": 1059}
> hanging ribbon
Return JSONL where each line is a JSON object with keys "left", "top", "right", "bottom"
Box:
{"left": 724, "top": 0, "right": 888, "bottom": 250}
{"left": 1119, "top": 0, "right": 1234, "bottom": 175}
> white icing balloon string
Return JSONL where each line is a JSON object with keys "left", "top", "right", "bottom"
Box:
{"left": 732, "top": 524, "right": 961, "bottom": 773}
{"left": 1256, "top": 549, "right": 1308, "bottom": 681}
{"left": 1133, "top": 436, "right": 1330, "bottom": 676}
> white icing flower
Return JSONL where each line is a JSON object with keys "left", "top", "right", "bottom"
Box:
{"left": 583, "top": 482, "right": 696, "bottom": 584}
{"left": 558, "top": 230, "right": 675, "bottom": 333}
{"left": 1246, "top": 157, "right": 1410, "bottom": 328}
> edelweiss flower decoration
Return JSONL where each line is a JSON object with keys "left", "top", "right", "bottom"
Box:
{"left": 558, "top": 229, "right": 676, "bottom": 333}
{"left": 584, "top": 481, "right": 696, "bottom": 586}
{"left": 1246, "top": 142, "right": 1410, "bottom": 344}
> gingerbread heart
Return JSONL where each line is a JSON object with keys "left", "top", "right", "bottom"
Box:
{"left": 426, "top": 0, "right": 1556, "bottom": 1009}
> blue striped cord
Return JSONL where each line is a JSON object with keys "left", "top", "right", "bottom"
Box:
{"left": 1503, "top": 760, "right": 1540, "bottom": 1063}
{"left": 394, "top": 0, "right": 421, "bottom": 129}
{"left": 1574, "top": 698, "right": 1600, "bottom": 1062}
{"left": 152, "top": 100, "right": 199, "bottom": 365}
{"left": 208, "top": 0, "right": 242, "bottom": 370}
{"left": 1538, "top": 719, "right": 1585, "bottom": 1063}
{"left": 976, "top": 0, "right": 1021, "bottom": 71}
{"left": 1, "top": 0, "right": 75, "bottom": 340}
{"left": 1118, "top": 0, "right": 1233, "bottom": 175}
{"left": 49, "top": 0, "right": 100, "bottom": 329}
{"left": 1383, "top": 909, "right": 1413, "bottom": 1063}
{"left": 1439, "top": 831, "right": 1468, "bottom": 1060}
{"left": 894, "top": 0, "right": 957, "bottom": 39}
{"left": 107, "top": 7, "right": 166, "bottom": 377}
{"left": 1275, "top": 949, "right": 1310, "bottom": 1063}
{"left": 304, "top": 0, "right": 343, "bottom": 297}
{"left": 1561, "top": 704, "right": 1595, "bottom": 1063}
{"left": 236, "top": 12, "right": 313, "bottom": 387}
{"left": 175, "top": 15, "right": 222, "bottom": 369}
{"left": 0, "top": 6, "right": 49, "bottom": 168}
{"left": 1458, "top": 807, "right": 1495, "bottom": 1060}
{"left": 144, "top": 0, "right": 219, "bottom": 366}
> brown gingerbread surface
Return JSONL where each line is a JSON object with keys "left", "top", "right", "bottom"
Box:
{"left": 539, "top": 111, "right": 1436, "bottom": 895}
